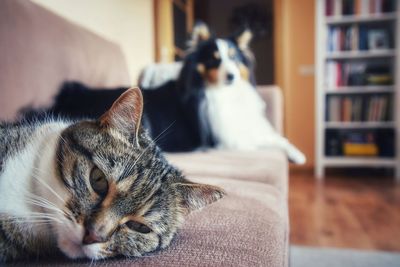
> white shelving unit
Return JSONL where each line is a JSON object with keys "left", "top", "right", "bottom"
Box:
{"left": 326, "top": 49, "right": 396, "bottom": 59}
{"left": 325, "top": 85, "right": 394, "bottom": 94}
{"left": 325, "top": 12, "right": 397, "bottom": 24}
{"left": 325, "top": 121, "right": 396, "bottom": 129}
{"left": 315, "top": 0, "right": 400, "bottom": 180}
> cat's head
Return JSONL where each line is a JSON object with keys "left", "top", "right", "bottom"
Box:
{"left": 50, "top": 88, "right": 225, "bottom": 260}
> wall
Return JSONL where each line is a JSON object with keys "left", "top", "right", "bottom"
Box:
{"left": 274, "top": 0, "right": 315, "bottom": 169}
{"left": 32, "top": 0, "right": 154, "bottom": 84}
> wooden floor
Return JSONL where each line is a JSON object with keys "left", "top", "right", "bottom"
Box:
{"left": 289, "top": 169, "right": 400, "bottom": 252}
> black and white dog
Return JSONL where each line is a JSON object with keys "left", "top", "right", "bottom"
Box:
{"left": 141, "top": 22, "right": 305, "bottom": 163}
{"left": 22, "top": 22, "right": 305, "bottom": 164}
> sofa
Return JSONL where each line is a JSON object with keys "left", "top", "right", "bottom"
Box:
{"left": 0, "top": 0, "right": 289, "bottom": 266}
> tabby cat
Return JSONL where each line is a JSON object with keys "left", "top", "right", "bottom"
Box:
{"left": 0, "top": 88, "right": 224, "bottom": 262}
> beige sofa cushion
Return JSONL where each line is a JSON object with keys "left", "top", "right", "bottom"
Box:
{"left": 167, "top": 149, "right": 288, "bottom": 195}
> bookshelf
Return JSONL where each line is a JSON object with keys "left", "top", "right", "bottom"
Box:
{"left": 326, "top": 49, "right": 395, "bottom": 59}
{"left": 325, "top": 12, "right": 397, "bottom": 24}
{"left": 325, "top": 121, "right": 395, "bottom": 128}
{"left": 315, "top": 0, "right": 400, "bottom": 180}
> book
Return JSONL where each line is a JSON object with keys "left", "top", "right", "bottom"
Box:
{"left": 368, "top": 29, "right": 390, "bottom": 50}
{"left": 343, "top": 0, "right": 355, "bottom": 15}
{"left": 343, "top": 132, "right": 378, "bottom": 156}
{"left": 360, "top": 0, "right": 370, "bottom": 15}
{"left": 325, "top": 61, "right": 392, "bottom": 87}
{"left": 327, "top": 24, "right": 391, "bottom": 52}
{"left": 326, "top": 95, "right": 391, "bottom": 122}
{"left": 325, "top": 128, "right": 395, "bottom": 157}
{"left": 359, "top": 25, "right": 368, "bottom": 50}
{"left": 326, "top": 0, "right": 333, "bottom": 16}
{"left": 326, "top": 0, "right": 395, "bottom": 17}
{"left": 344, "top": 143, "right": 378, "bottom": 156}
{"left": 334, "top": 0, "right": 343, "bottom": 16}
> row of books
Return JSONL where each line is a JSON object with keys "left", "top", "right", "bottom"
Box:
{"left": 327, "top": 25, "right": 391, "bottom": 51}
{"left": 326, "top": 95, "right": 392, "bottom": 122}
{"left": 326, "top": 0, "right": 396, "bottom": 16}
{"left": 325, "top": 61, "right": 392, "bottom": 87}
{"left": 328, "top": 26, "right": 358, "bottom": 51}
{"left": 325, "top": 128, "right": 395, "bottom": 157}
{"left": 327, "top": 131, "right": 379, "bottom": 156}
{"left": 343, "top": 132, "right": 378, "bottom": 156}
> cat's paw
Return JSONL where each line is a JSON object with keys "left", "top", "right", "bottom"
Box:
{"left": 82, "top": 243, "right": 104, "bottom": 260}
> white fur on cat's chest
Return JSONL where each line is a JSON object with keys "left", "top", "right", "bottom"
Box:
{"left": 0, "top": 139, "right": 40, "bottom": 216}
{"left": 0, "top": 122, "right": 69, "bottom": 236}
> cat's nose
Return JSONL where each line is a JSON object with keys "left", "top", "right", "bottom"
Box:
{"left": 82, "top": 228, "right": 106, "bottom": 245}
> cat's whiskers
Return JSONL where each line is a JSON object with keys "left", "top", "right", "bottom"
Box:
{"left": 122, "top": 122, "right": 175, "bottom": 179}
{"left": 20, "top": 175, "right": 73, "bottom": 220}
{"left": 4, "top": 215, "right": 62, "bottom": 223}
{"left": 48, "top": 133, "right": 65, "bottom": 166}
{"left": 29, "top": 175, "right": 69, "bottom": 209}
{"left": 24, "top": 195, "right": 66, "bottom": 217}
{"left": 37, "top": 127, "right": 66, "bottom": 167}
{"left": 27, "top": 200, "right": 72, "bottom": 225}
{"left": 4, "top": 219, "right": 54, "bottom": 224}
{"left": 95, "top": 152, "right": 110, "bottom": 173}
{"left": 30, "top": 167, "right": 66, "bottom": 204}
{"left": 2, "top": 212, "right": 63, "bottom": 224}
{"left": 1, "top": 213, "right": 59, "bottom": 220}
{"left": 58, "top": 134, "right": 74, "bottom": 156}
{"left": 0, "top": 158, "right": 70, "bottom": 223}
{"left": 89, "top": 258, "right": 96, "bottom": 267}
{"left": 10, "top": 151, "right": 67, "bottom": 208}
{"left": 121, "top": 123, "right": 173, "bottom": 178}
{"left": 25, "top": 192, "right": 60, "bottom": 210}
{"left": 28, "top": 138, "right": 79, "bottom": 224}
{"left": 15, "top": 211, "right": 61, "bottom": 218}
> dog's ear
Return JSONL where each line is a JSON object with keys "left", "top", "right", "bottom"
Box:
{"left": 230, "top": 27, "right": 256, "bottom": 86}
{"left": 177, "top": 53, "right": 204, "bottom": 100}
{"left": 188, "top": 21, "right": 211, "bottom": 48}
{"left": 232, "top": 27, "right": 253, "bottom": 51}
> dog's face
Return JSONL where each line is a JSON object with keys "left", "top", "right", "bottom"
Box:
{"left": 196, "top": 39, "right": 250, "bottom": 87}
{"left": 186, "top": 22, "right": 254, "bottom": 89}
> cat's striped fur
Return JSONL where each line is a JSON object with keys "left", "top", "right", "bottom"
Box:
{"left": 0, "top": 88, "right": 224, "bottom": 262}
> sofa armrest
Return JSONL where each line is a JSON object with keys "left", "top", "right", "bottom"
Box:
{"left": 257, "top": 85, "right": 284, "bottom": 135}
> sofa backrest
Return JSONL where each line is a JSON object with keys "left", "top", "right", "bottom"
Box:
{"left": 0, "top": 0, "right": 130, "bottom": 121}
{"left": 257, "top": 85, "right": 283, "bottom": 135}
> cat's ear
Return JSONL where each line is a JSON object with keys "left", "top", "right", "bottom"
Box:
{"left": 100, "top": 88, "right": 143, "bottom": 145}
{"left": 175, "top": 182, "right": 225, "bottom": 213}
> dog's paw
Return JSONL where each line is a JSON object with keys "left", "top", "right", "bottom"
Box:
{"left": 288, "top": 149, "right": 306, "bottom": 165}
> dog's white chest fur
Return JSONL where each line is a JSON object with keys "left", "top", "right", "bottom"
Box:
{"left": 205, "top": 80, "right": 306, "bottom": 164}
{"left": 205, "top": 80, "right": 273, "bottom": 150}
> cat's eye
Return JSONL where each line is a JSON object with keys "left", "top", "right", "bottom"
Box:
{"left": 90, "top": 167, "right": 108, "bottom": 196}
{"left": 125, "top": 220, "right": 152, "bottom": 234}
